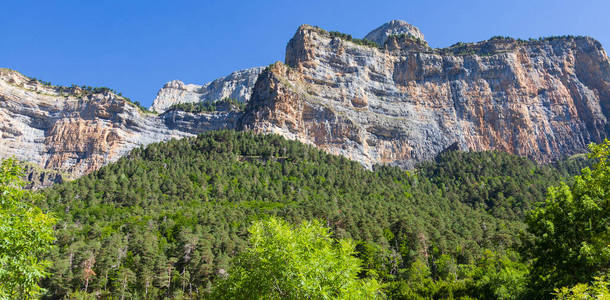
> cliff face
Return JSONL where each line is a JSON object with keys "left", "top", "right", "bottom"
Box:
{"left": 1, "top": 20, "right": 609, "bottom": 183}
{"left": 364, "top": 19, "right": 426, "bottom": 46}
{"left": 151, "top": 67, "right": 264, "bottom": 113}
{"left": 243, "top": 24, "right": 609, "bottom": 168}
{"left": 0, "top": 68, "right": 235, "bottom": 182}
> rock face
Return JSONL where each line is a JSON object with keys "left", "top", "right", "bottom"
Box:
{"left": 364, "top": 20, "right": 426, "bottom": 46}
{"left": 151, "top": 67, "right": 264, "bottom": 113}
{"left": 1, "top": 20, "right": 609, "bottom": 184}
{"left": 244, "top": 24, "right": 609, "bottom": 168}
{"left": 23, "top": 164, "right": 65, "bottom": 190}
{"left": 0, "top": 68, "right": 235, "bottom": 183}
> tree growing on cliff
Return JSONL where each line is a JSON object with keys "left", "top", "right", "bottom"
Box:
{"left": 210, "top": 217, "right": 382, "bottom": 299}
{"left": 525, "top": 139, "right": 610, "bottom": 298}
{"left": 0, "top": 158, "right": 56, "bottom": 298}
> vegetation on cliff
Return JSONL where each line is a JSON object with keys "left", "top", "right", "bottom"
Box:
{"left": 434, "top": 34, "right": 596, "bottom": 56}
{"left": 306, "top": 25, "right": 380, "bottom": 48}
{"left": 164, "top": 98, "right": 245, "bottom": 114}
{"left": 1, "top": 68, "right": 151, "bottom": 113}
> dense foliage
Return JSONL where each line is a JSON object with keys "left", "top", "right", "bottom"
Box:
{"left": 525, "top": 140, "right": 610, "bottom": 298}
{"left": 553, "top": 276, "right": 609, "bottom": 299}
{"left": 0, "top": 159, "right": 56, "bottom": 299}
{"left": 165, "top": 98, "right": 245, "bottom": 114}
{"left": 210, "top": 217, "right": 381, "bottom": 299}
{"left": 328, "top": 31, "right": 380, "bottom": 48}
{"left": 38, "top": 131, "right": 587, "bottom": 298}
{"left": 417, "top": 151, "right": 588, "bottom": 220}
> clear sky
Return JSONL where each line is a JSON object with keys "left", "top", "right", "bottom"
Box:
{"left": 2, "top": 0, "right": 609, "bottom": 107}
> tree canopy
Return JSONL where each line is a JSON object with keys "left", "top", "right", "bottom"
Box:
{"left": 525, "top": 139, "right": 610, "bottom": 298}
{"left": 35, "top": 131, "right": 589, "bottom": 298}
{"left": 0, "top": 158, "right": 56, "bottom": 299}
{"left": 210, "top": 217, "right": 381, "bottom": 299}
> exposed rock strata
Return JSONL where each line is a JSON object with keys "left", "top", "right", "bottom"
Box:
{"left": 1, "top": 20, "right": 609, "bottom": 184}
{"left": 244, "top": 24, "right": 609, "bottom": 168}
{"left": 151, "top": 67, "right": 264, "bottom": 113}
{"left": 0, "top": 68, "right": 234, "bottom": 183}
{"left": 364, "top": 19, "right": 426, "bottom": 46}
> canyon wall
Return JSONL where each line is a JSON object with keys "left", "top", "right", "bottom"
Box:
{"left": 1, "top": 20, "right": 608, "bottom": 184}
{"left": 242, "top": 24, "right": 609, "bottom": 168}
{"left": 151, "top": 67, "right": 263, "bottom": 113}
{"left": 0, "top": 68, "right": 235, "bottom": 183}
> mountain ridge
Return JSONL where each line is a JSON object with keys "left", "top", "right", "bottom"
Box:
{"left": 1, "top": 20, "right": 608, "bottom": 184}
{"left": 243, "top": 23, "right": 608, "bottom": 168}
{"left": 151, "top": 66, "right": 264, "bottom": 113}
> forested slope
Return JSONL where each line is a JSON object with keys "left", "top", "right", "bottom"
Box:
{"left": 39, "top": 131, "right": 587, "bottom": 298}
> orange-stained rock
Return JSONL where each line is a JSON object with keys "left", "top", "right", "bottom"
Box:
{"left": 0, "top": 68, "right": 239, "bottom": 185}
{"left": 1, "top": 21, "right": 609, "bottom": 184}
{"left": 243, "top": 24, "right": 609, "bottom": 168}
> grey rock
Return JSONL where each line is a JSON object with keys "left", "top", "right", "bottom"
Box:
{"left": 364, "top": 20, "right": 425, "bottom": 46}
{"left": 1, "top": 21, "right": 609, "bottom": 185}
{"left": 250, "top": 25, "right": 609, "bottom": 169}
{"left": 0, "top": 68, "right": 226, "bottom": 184}
{"left": 151, "top": 67, "right": 264, "bottom": 113}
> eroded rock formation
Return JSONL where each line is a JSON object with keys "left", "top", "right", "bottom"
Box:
{"left": 244, "top": 23, "right": 609, "bottom": 168}
{"left": 1, "top": 20, "right": 608, "bottom": 184}
{"left": 364, "top": 19, "right": 426, "bottom": 46}
{"left": 0, "top": 68, "right": 236, "bottom": 183}
{"left": 151, "top": 67, "right": 264, "bottom": 113}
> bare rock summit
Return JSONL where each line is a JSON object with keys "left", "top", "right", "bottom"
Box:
{"left": 364, "top": 20, "right": 426, "bottom": 46}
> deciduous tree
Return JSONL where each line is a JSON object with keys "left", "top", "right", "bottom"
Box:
{"left": 0, "top": 159, "right": 56, "bottom": 298}
{"left": 210, "top": 217, "right": 382, "bottom": 299}
{"left": 526, "top": 140, "right": 610, "bottom": 298}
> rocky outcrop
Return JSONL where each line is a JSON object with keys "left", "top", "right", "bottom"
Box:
{"left": 160, "top": 110, "right": 241, "bottom": 134}
{"left": 364, "top": 20, "right": 426, "bottom": 46}
{"left": 0, "top": 68, "right": 235, "bottom": 183}
{"left": 151, "top": 67, "right": 264, "bottom": 113}
{"left": 1, "top": 20, "right": 609, "bottom": 184}
{"left": 245, "top": 24, "right": 609, "bottom": 168}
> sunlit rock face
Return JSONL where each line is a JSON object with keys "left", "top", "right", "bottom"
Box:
{"left": 151, "top": 67, "right": 264, "bottom": 113}
{"left": 0, "top": 68, "right": 236, "bottom": 184}
{"left": 1, "top": 20, "right": 609, "bottom": 185}
{"left": 243, "top": 24, "right": 609, "bottom": 168}
{"left": 364, "top": 19, "right": 426, "bottom": 46}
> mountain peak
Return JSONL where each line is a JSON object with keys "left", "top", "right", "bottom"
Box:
{"left": 364, "top": 20, "right": 425, "bottom": 46}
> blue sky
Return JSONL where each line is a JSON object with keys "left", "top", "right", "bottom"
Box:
{"left": 2, "top": 0, "right": 609, "bottom": 107}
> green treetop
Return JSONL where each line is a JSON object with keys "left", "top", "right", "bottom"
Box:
{"left": 525, "top": 140, "right": 610, "bottom": 298}
{"left": 0, "top": 158, "right": 56, "bottom": 299}
{"left": 210, "top": 217, "right": 382, "bottom": 299}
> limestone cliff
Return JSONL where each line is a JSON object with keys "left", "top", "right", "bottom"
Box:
{"left": 364, "top": 19, "right": 426, "bottom": 46}
{"left": 242, "top": 23, "right": 609, "bottom": 168}
{"left": 151, "top": 67, "right": 264, "bottom": 113}
{"left": 0, "top": 68, "right": 235, "bottom": 182}
{"left": 1, "top": 20, "right": 609, "bottom": 183}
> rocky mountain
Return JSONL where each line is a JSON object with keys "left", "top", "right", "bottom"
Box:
{"left": 0, "top": 68, "right": 237, "bottom": 184}
{"left": 151, "top": 67, "right": 264, "bottom": 113}
{"left": 364, "top": 19, "right": 426, "bottom": 46}
{"left": 242, "top": 23, "right": 609, "bottom": 168}
{"left": 1, "top": 20, "right": 608, "bottom": 184}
